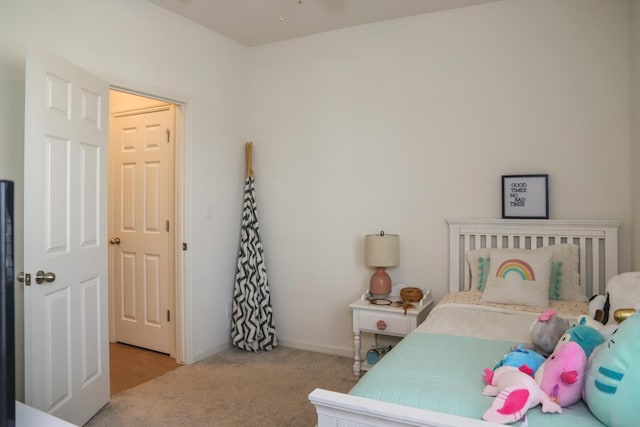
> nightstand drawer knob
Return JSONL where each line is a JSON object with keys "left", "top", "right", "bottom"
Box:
{"left": 376, "top": 320, "right": 387, "bottom": 331}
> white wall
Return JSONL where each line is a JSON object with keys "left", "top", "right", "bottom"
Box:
{"left": 632, "top": 0, "right": 640, "bottom": 271}
{"left": 246, "top": 0, "right": 632, "bottom": 356}
{"left": 0, "top": 0, "right": 249, "bottom": 398}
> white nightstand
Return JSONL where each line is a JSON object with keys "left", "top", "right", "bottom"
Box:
{"left": 350, "top": 285, "right": 433, "bottom": 377}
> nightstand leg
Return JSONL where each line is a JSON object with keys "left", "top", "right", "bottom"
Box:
{"left": 353, "top": 330, "right": 361, "bottom": 377}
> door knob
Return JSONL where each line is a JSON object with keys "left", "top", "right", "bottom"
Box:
{"left": 17, "top": 272, "right": 31, "bottom": 286}
{"left": 35, "top": 270, "right": 56, "bottom": 285}
{"left": 110, "top": 237, "right": 121, "bottom": 245}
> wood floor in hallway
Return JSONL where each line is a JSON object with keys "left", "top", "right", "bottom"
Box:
{"left": 109, "top": 342, "right": 181, "bottom": 396}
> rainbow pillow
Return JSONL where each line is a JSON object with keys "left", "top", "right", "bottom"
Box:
{"left": 480, "top": 249, "right": 552, "bottom": 307}
{"left": 466, "top": 244, "right": 581, "bottom": 301}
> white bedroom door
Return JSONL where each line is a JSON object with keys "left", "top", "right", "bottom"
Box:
{"left": 109, "top": 105, "right": 175, "bottom": 354}
{"left": 23, "top": 48, "right": 110, "bottom": 425}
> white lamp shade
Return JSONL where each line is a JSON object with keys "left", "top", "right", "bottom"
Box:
{"left": 365, "top": 233, "right": 399, "bottom": 267}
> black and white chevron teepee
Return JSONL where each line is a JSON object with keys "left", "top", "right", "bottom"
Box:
{"left": 231, "top": 142, "right": 277, "bottom": 351}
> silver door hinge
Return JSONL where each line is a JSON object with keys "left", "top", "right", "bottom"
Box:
{"left": 166, "top": 220, "right": 170, "bottom": 232}
{"left": 166, "top": 128, "right": 170, "bottom": 143}
{"left": 167, "top": 310, "right": 171, "bottom": 322}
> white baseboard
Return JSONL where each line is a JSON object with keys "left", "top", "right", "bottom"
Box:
{"left": 191, "top": 339, "right": 351, "bottom": 362}
{"left": 192, "top": 341, "right": 231, "bottom": 363}
{"left": 276, "top": 338, "right": 352, "bottom": 358}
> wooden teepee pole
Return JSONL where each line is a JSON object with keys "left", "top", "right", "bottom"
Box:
{"left": 245, "top": 141, "right": 253, "bottom": 178}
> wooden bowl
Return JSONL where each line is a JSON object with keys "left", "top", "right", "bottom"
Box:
{"left": 400, "top": 287, "right": 423, "bottom": 302}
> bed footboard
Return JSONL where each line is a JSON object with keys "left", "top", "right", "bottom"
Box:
{"left": 308, "top": 388, "right": 497, "bottom": 427}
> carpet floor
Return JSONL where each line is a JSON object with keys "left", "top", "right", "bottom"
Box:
{"left": 85, "top": 346, "right": 357, "bottom": 427}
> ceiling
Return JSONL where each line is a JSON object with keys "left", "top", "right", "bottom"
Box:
{"left": 147, "top": 0, "right": 500, "bottom": 47}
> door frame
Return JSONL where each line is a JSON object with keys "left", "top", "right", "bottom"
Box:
{"left": 107, "top": 85, "right": 190, "bottom": 364}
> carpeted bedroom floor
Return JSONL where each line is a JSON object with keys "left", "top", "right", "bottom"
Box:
{"left": 85, "top": 346, "right": 357, "bottom": 427}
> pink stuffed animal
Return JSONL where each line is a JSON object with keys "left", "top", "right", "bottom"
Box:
{"left": 534, "top": 341, "right": 587, "bottom": 407}
{"left": 482, "top": 366, "right": 562, "bottom": 424}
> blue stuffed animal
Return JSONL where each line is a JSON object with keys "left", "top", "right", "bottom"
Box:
{"left": 554, "top": 316, "right": 603, "bottom": 358}
{"left": 583, "top": 310, "right": 640, "bottom": 426}
{"left": 493, "top": 345, "right": 546, "bottom": 376}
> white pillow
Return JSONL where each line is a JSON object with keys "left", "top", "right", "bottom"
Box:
{"left": 466, "top": 244, "right": 584, "bottom": 302}
{"left": 481, "top": 249, "right": 552, "bottom": 307}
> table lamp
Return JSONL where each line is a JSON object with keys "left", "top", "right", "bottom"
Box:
{"left": 365, "top": 231, "right": 399, "bottom": 298}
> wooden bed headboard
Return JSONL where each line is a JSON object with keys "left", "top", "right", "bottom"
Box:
{"left": 447, "top": 218, "right": 621, "bottom": 298}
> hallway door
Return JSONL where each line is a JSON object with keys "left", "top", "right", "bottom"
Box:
{"left": 109, "top": 103, "right": 175, "bottom": 354}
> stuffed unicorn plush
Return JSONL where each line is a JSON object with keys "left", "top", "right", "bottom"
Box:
{"left": 482, "top": 366, "right": 562, "bottom": 424}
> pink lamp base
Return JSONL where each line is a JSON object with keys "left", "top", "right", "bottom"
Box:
{"left": 370, "top": 267, "right": 392, "bottom": 298}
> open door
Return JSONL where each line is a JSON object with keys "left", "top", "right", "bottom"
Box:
{"left": 23, "top": 49, "right": 110, "bottom": 425}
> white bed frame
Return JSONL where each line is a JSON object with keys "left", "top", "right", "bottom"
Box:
{"left": 309, "top": 218, "right": 621, "bottom": 427}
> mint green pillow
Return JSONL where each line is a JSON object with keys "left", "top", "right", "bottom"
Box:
{"left": 476, "top": 258, "right": 563, "bottom": 299}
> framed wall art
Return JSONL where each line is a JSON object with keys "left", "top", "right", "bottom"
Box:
{"left": 502, "top": 174, "right": 549, "bottom": 219}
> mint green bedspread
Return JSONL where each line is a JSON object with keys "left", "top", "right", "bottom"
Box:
{"left": 349, "top": 332, "right": 604, "bottom": 426}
